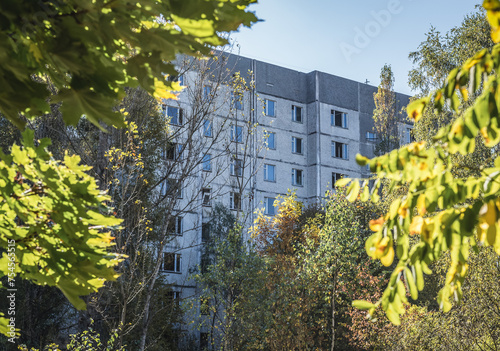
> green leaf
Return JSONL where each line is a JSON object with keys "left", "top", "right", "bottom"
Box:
{"left": 385, "top": 305, "right": 401, "bottom": 325}
{"left": 356, "top": 153, "right": 369, "bottom": 166}
{"left": 352, "top": 300, "right": 376, "bottom": 310}
{"left": 347, "top": 180, "right": 360, "bottom": 202}
{"left": 335, "top": 178, "right": 351, "bottom": 188}
{"left": 414, "top": 260, "right": 425, "bottom": 291}
{"left": 405, "top": 267, "right": 418, "bottom": 300}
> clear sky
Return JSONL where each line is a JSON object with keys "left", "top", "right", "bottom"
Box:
{"left": 229, "top": 1, "right": 481, "bottom": 95}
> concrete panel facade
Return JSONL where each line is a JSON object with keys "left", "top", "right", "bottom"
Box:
{"left": 162, "top": 53, "right": 412, "bottom": 347}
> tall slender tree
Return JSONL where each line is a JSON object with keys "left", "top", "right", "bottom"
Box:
{"left": 372, "top": 64, "right": 399, "bottom": 155}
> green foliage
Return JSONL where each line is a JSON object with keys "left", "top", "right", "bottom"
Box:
{"left": 372, "top": 64, "right": 399, "bottom": 155}
{"left": 408, "top": 7, "right": 493, "bottom": 95}
{"left": 86, "top": 88, "right": 183, "bottom": 350}
{"left": 342, "top": 1, "right": 500, "bottom": 325}
{"left": 300, "top": 190, "right": 393, "bottom": 350}
{"left": 377, "top": 249, "right": 500, "bottom": 350}
{"left": 18, "top": 320, "right": 125, "bottom": 351}
{"left": 250, "top": 192, "right": 326, "bottom": 350}
{"left": 0, "top": 0, "right": 258, "bottom": 129}
{"left": 248, "top": 191, "right": 389, "bottom": 350}
{"left": 192, "top": 204, "right": 268, "bottom": 350}
{"left": 407, "top": 7, "right": 494, "bottom": 183}
{"left": 0, "top": 129, "right": 123, "bottom": 333}
{"left": 299, "top": 191, "right": 372, "bottom": 350}
{"left": 0, "top": 0, "right": 258, "bottom": 340}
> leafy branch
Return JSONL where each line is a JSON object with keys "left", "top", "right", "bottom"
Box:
{"left": 341, "top": 0, "right": 500, "bottom": 325}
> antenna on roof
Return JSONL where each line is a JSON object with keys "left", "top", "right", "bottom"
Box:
{"left": 365, "top": 79, "right": 370, "bottom": 84}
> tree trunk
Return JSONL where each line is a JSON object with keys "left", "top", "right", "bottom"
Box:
{"left": 137, "top": 244, "right": 164, "bottom": 351}
{"left": 96, "top": 127, "right": 109, "bottom": 190}
{"left": 118, "top": 298, "right": 127, "bottom": 348}
{"left": 331, "top": 271, "right": 336, "bottom": 351}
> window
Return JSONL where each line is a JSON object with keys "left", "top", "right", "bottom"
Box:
{"left": 232, "top": 92, "right": 243, "bottom": 110}
{"left": 166, "top": 291, "right": 181, "bottom": 307}
{"left": 230, "top": 192, "right": 241, "bottom": 210}
{"left": 331, "top": 110, "right": 348, "bottom": 128}
{"left": 204, "top": 120, "right": 212, "bottom": 137}
{"left": 332, "top": 141, "right": 348, "bottom": 160}
{"left": 292, "top": 169, "right": 303, "bottom": 186}
{"left": 264, "top": 164, "right": 276, "bottom": 182}
{"left": 264, "top": 197, "right": 276, "bottom": 216}
{"left": 163, "top": 142, "right": 176, "bottom": 160}
{"left": 265, "top": 132, "right": 276, "bottom": 150}
{"left": 203, "top": 85, "right": 212, "bottom": 100}
{"left": 332, "top": 173, "right": 344, "bottom": 187}
{"left": 176, "top": 144, "right": 184, "bottom": 160}
{"left": 202, "top": 154, "right": 212, "bottom": 172}
{"left": 163, "top": 253, "right": 181, "bottom": 273}
{"left": 200, "top": 332, "right": 209, "bottom": 350}
{"left": 292, "top": 137, "right": 303, "bottom": 154}
{"left": 406, "top": 128, "right": 414, "bottom": 144}
{"left": 163, "top": 105, "right": 183, "bottom": 125}
{"left": 160, "top": 178, "right": 182, "bottom": 198}
{"left": 202, "top": 222, "right": 210, "bottom": 242}
{"left": 200, "top": 297, "right": 210, "bottom": 315}
{"left": 162, "top": 143, "right": 183, "bottom": 161}
{"left": 265, "top": 99, "right": 276, "bottom": 117}
{"left": 230, "top": 158, "right": 243, "bottom": 177}
{"left": 202, "top": 188, "right": 211, "bottom": 207}
{"left": 230, "top": 125, "right": 243, "bottom": 143}
{"left": 167, "top": 216, "right": 183, "bottom": 236}
{"left": 201, "top": 253, "right": 211, "bottom": 274}
{"left": 168, "top": 74, "right": 184, "bottom": 86}
{"left": 366, "top": 132, "right": 378, "bottom": 142}
{"left": 292, "top": 105, "right": 302, "bottom": 122}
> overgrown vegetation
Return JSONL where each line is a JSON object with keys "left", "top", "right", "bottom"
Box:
{"left": 5, "top": 1, "right": 500, "bottom": 351}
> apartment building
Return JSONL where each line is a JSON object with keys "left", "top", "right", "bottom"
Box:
{"left": 158, "top": 53, "right": 411, "bottom": 348}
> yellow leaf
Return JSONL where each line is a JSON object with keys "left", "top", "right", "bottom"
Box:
{"left": 407, "top": 98, "right": 428, "bottom": 122}
{"left": 460, "top": 87, "right": 469, "bottom": 101}
{"left": 398, "top": 198, "right": 409, "bottom": 218}
{"left": 29, "top": 42, "right": 43, "bottom": 62}
{"left": 369, "top": 217, "right": 384, "bottom": 232}
{"left": 407, "top": 141, "right": 426, "bottom": 154}
{"left": 484, "top": 0, "right": 500, "bottom": 11}
{"left": 375, "top": 236, "right": 390, "bottom": 258}
{"left": 417, "top": 194, "right": 427, "bottom": 216}
{"left": 153, "top": 79, "right": 181, "bottom": 101}
{"left": 380, "top": 246, "right": 394, "bottom": 267}
{"left": 409, "top": 216, "right": 424, "bottom": 235}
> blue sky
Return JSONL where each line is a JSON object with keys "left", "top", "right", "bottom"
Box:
{"left": 229, "top": 1, "right": 481, "bottom": 95}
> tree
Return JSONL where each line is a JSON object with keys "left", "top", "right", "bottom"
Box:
{"left": 0, "top": 130, "right": 123, "bottom": 338}
{"left": 372, "top": 64, "right": 399, "bottom": 155}
{"left": 86, "top": 87, "right": 179, "bottom": 349}
{"left": 192, "top": 204, "right": 268, "bottom": 351}
{"left": 0, "top": 0, "right": 258, "bottom": 338}
{"left": 0, "top": 0, "right": 258, "bottom": 130}
{"left": 299, "top": 190, "right": 391, "bottom": 351}
{"left": 249, "top": 192, "right": 324, "bottom": 350}
{"left": 134, "top": 54, "right": 268, "bottom": 350}
{"left": 375, "top": 248, "right": 500, "bottom": 351}
{"left": 408, "top": 7, "right": 492, "bottom": 96}
{"left": 341, "top": 1, "right": 500, "bottom": 325}
{"left": 408, "top": 7, "right": 494, "bottom": 182}
{"left": 17, "top": 320, "right": 125, "bottom": 351}
{"left": 249, "top": 191, "right": 390, "bottom": 350}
